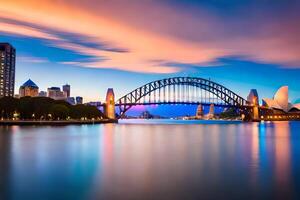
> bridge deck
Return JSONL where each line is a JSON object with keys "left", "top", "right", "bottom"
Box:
{"left": 115, "top": 102, "right": 234, "bottom": 107}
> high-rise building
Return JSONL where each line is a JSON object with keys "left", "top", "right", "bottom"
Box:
{"left": 76, "top": 96, "right": 83, "bottom": 104}
{"left": 19, "top": 79, "right": 39, "bottom": 97}
{"left": 62, "top": 84, "right": 70, "bottom": 98}
{"left": 47, "top": 87, "right": 66, "bottom": 100}
{"left": 0, "top": 43, "right": 15, "bottom": 97}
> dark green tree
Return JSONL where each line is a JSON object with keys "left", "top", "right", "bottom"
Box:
{"left": 31, "top": 97, "right": 55, "bottom": 119}
{"left": 49, "top": 104, "right": 70, "bottom": 120}
{"left": 0, "top": 97, "right": 18, "bottom": 119}
{"left": 220, "top": 108, "right": 240, "bottom": 119}
{"left": 18, "top": 97, "right": 34, "bottom": 119}
{"left": 0, "top": 96, "right": 105, "bottom": 120}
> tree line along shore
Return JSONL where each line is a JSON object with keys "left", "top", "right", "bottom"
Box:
{"left": 0, "top": 96, "right": 106, "bottom": 121}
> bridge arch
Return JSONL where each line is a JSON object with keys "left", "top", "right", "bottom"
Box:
{"left": 116, "top": 77, "right": 248, "bottom": 117}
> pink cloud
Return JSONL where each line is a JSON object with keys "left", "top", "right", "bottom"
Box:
{"left": 18, "top": 56, "right": 49, "bottom": 63}
{"left": 0, "top": 0, "right": 299, "bottom": 73}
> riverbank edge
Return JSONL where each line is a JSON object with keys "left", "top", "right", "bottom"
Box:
{"left": 0, "top": 119, "right": 118, "bottom": 126}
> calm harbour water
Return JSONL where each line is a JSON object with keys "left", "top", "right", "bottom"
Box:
{"left": 0, "top": 120, "right": 300, "bottom": 200}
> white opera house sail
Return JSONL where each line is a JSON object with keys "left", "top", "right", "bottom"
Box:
{"left": 262, "top": 86, "right": 300, "bottom": 112}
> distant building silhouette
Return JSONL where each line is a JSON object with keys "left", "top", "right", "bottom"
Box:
{"left": 140, "top": 111, "right": 153, "bottom": 119}
{"left": 0, "top": 43, "right": 15, "bottom": 97}
{"left": 47, "top": 87, "right": 66, "bottom": 100}
{"left": 86, "top": 101, "right": 102, "bottom": 107}
{"left": 76, "top": 96, "right": 83, "bottom": 104}
{"left": 39, "top": 91, "right": 47, "bottom": 97}
{"left": 63, "top": 84, "right": 70, "bottom": 98}
{"left": 67, "top": 97, "right": 76, "bottom": 105}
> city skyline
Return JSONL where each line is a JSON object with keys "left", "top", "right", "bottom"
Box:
{"left": 0, "top": 1, "right": 300, "bottom": 102}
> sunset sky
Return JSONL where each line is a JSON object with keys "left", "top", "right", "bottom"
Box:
{"left": 0, "top": 0, "right": 299, "bottom": 103}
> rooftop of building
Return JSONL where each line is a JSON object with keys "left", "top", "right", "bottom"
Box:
{"left": 249, "top": 89, "right": 258, "bottom": 96}
{"left": 0, "top": 43, "right": 15, "bottom": 51}
{"left": 48, "top": 87, "right": 61, "bottom": 91}
{"left": 21, "top": 79, "right": 39, "bottom": 89}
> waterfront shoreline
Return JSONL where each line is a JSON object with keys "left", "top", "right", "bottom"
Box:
{"left": 0, "top": 119, "right": 118, "bottom": 126}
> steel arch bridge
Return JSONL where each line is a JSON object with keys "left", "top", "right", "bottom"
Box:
{"left": 116, "top": 77, "right": 248, "bottom": 117}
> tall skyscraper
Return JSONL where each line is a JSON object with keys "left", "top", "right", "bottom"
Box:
{"left": 63, "top": 84, "right": 70, "bottom": 98}
{"left": 0, "top": 43, "right": 15, "bottom": 97}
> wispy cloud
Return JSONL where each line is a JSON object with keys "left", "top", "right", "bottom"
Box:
{"left": 0, "top": 0, "right": 299, "bottom": 74}
{"left": 18, "top": 55, "right": 49, "bottom": 63}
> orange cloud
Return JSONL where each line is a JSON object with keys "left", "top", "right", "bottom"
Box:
{"left": 0, "top": 0, "right": 299, "bottom": 73}
{"left": 0, "top": 0, "right": 228, "bottom": 73}
{"left": 0, "top": 22, "right": 60, "bottom": 41}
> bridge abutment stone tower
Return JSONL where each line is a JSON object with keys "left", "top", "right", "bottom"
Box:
{"left": 196, "top": 104, "right": 204, "bottom": 119}
{"left": 207, "top": 104, "right": 215, "bottom": 119}
{"left": 252, "top": 105, "right": 260, "bottom": 121}
{"left": 104, "top": 88, "right": 115, "bottom": 119}
{"left": 246, "top": 89, "right": 261, "bottom": 121}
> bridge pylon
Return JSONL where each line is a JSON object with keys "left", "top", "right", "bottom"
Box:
{"left": 104, "top": 88, "right": 116, "bottom": 119}
{"left": 245, "top": 89, "right": 261, "bottom": 121}
{"left": 196, "top": 104, "right": 204, "bottom": 119}
{"left": 207, "top": 104, "right": 215, "bottom": 119}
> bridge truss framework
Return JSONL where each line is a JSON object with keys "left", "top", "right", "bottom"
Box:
{"left": 116, "top": 77, "right": 249, "bottom": 117}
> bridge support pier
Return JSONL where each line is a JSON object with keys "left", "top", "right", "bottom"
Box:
{"left": 241, "top": 105, "right": 261, "bottom": 122}
{"left": 252, "top": 105, "right": 260, "bottom": 121}
{"left": 207, "top": 104, "right": 215, "bottom": 119}
{"left": 196, "top": 104, "right": 204, "bottom": 119}
{"left": 104, "top": 88, "right": 116, "bottom": 119}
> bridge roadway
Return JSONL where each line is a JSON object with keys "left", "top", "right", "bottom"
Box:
{"left": 116, "top": 101, "right": 235, "bottom": 107}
